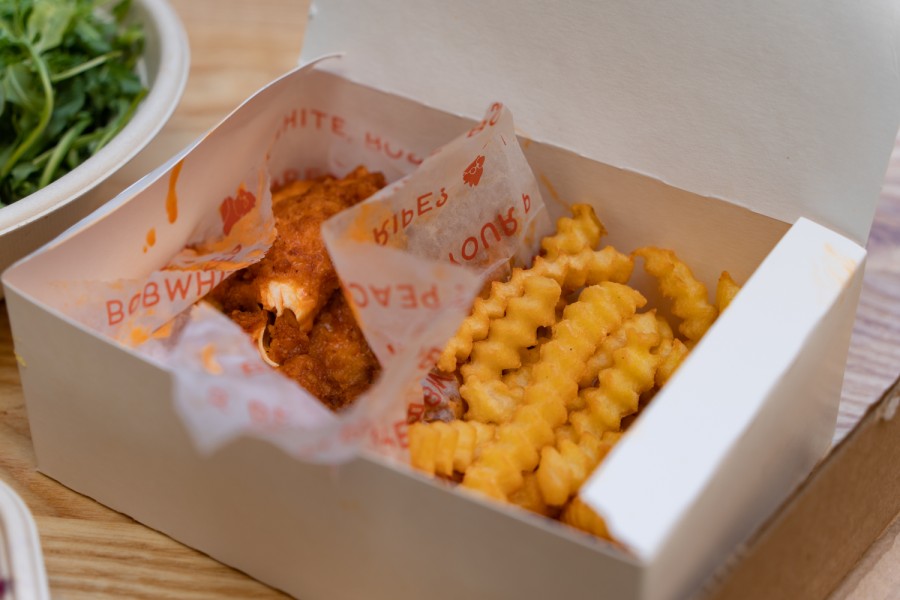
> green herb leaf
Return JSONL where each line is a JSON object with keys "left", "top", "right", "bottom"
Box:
{"left": 0, "top": 0, "right": 147, "bottom": 204}
{"left": 27, "top": 0, "right": 75, "bottom": 54}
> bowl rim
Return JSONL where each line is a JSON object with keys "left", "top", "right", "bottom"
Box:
{"left": 0, "top": 0, "right": 190, "bottom": 235}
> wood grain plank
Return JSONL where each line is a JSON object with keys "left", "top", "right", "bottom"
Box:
{"left": 837, "top": 143, "right": 900, "bottom": 441}
{"left": 37, "top": 516, "right": 288, "bottom": 599}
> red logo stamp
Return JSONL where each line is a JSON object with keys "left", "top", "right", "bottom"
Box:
{"left": 220, "top": 187, "right": 256, "bottom": 235}
{"left": 463, "top": 155, "right": 485, "bottom": 187}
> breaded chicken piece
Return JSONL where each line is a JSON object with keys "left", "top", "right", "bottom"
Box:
{"left": 281, "top": 291, "right": 380, "bottom": 411}
{"left": 209, "top": 167, "right": 384, "bottom": 327}
{"left": 263, "top": 167, "right": 383, "bottom": 329}
{"left": 207, "top": 166, "right": 385, "bottom": 411}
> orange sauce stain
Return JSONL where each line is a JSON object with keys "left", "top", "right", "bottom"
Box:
{"left": 823, "top": 243, "right": 857, "bottom": 287}
{"left": 347, "top": 202, "right": 394, "bottom": 244}
{"left": 146, "top": 228, "right": 156, "bottom": 247}
{"left": 524, "top": 219, "right": 539, "bottom": 254}
{"left": 201, "top": 344, "right": 223, "bottom": 375}
{"left": 167, "top": 160, "right": 184, "bottom": 224}
{"left": 515, "top": 127, "right": 533, "bottom": 149}
{"left": 824, "top": 243, "right": 857, "bottom": 275}
{"left": 152, "top": 321, "right": 175, "bottom": 340}
{"left": 129, "top": 327, "right": 150, "bottom": 346}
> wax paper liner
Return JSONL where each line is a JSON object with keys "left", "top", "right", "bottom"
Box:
{"left": 47, "top": 63, "right": 552, "bottom": 463}
{"left": 166, "top": 102, "right": 551, "bottom": 463}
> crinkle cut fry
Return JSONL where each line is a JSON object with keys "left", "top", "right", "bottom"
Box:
{"left": 438, "top": 247, "right": 632, "bottom": 373}
{"left": 569, "top": 313, "right": 662, "bottom": 439}
{"left": 461, "top": 283, "right": 645, "bottom": 501}
{"left": 633, "top": 246, "right": 717, "bottom": 344}
{"left": 408, "top": 420, "right": 495, "bottom": 477}
{"left": 541, "top": 203, "right": 606, "bottom": 261}
{"left": 578, "top": 310, "right": 658, "bottom": 389}
{"left": 652, "top": 313, "right": 689, "bottom": 387}
{"left": 509, "top": 471, "right": 556, "bottom": 517}
{"left": 459, "top": 276, "right": 561, "bottom": 423}
{"left": 499, "top": 337, "right": 545, "bottom": 399}
{"left": 716, "top": 270, "right": 741, "bottom": 313}
{"left": 655, "top": 338, "right": 690, "bottom": 387}
{"left": 437, "top": 204, "right": 629, "bottom": 373}
{"left": 535, "top": 432, "right": 616, "bottom": 507}
{"left": 539, "top": 316, "right": 659, "bottom": 506}
{"left": 561, "top": 497, "right": 611, "bottom": 539}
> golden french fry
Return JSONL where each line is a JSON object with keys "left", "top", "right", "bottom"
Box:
{"left": 460, "top": 276, "right": 561, "bottom": 423}
{"left": 570, "top": 313, "right": 661, "bottom": 439}
{"left": 436, "top": 205, "right": 631, "bottom": 373}
{"left": 716, "top": 270, "right": 741, "bottom": 313}
{"left": 501, "top": 339, "right": 545, "bottom": 390}
{"left": 423, "top": 204, "right": 737, "bottom": 542}
{"left": 462, "top": 283, "right": 646, "bottom": 501}
{"left": 459, "top": 380, "right": 523, "bottom": 427}
{"left": 548, "top": 246, "right": 634, "bottom": 292}
{"left": 656, "top": 312, "right": 674, "bottom": 343}
{"left": 509, "top": 471, "right": 555, "bottom": 517}
{"left": 462, "top": 276, "right": 561, "bottom": 383}
{"left": 536, "top": 433, "right": 614, "bottom": 506}
{"left": 653, "top": 338, "right": 689, "bottom": 387}
{"left": 554, "top": 424, "right": 578, "bottom": 445}
{"left": 602, "top": 431, "right": 623, "bottom": 444}
{"left": 579, "top": 311, "right": 658, "bottom": 389}
{"left": 541, "top": 203, "right": 606, "bottom": 260}
{"left": 634, "top": 246, "right": 717, "bottom": 344}
{"left": 560, "top": 497, "right": 611, "bottom": 539}
{"left": 409, "top": 420, "right": 495, "bottom": 477}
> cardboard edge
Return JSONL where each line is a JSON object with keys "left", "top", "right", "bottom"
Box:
{"left": 568, "top": 217, "right": 869, "bottom": 599}
{"left": 700, "top": 373, "right": 900, "bottom": 600}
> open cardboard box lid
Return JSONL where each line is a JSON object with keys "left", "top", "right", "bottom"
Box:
{"left": 298, "top": 0, "right": 900, "bottom": 594}
{"left": 302, "top": 0, "right": 900, "bottom": 245}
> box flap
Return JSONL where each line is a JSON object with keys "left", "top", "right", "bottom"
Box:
{"left": 582, "top": 217, "right": 867, "bottom": 597}
{"left": 301, "top": 0, "right": 900, "bottom": 245}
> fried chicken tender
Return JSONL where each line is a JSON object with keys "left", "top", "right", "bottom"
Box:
{"left": 263, "top": 167, "right": 386, "bottom": 329}
{"left": 281, "top": 291, "right": 380, "bottom": 411}
{"left": 208, "top": 166, "right": 385, "bottom": 411}
{"left": 210, "top": 166, "right": 385, "bottom": 330}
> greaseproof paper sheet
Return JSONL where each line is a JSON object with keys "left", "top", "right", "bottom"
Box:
{"left": 48, "top": 64, "right": 551, "bottom": 463}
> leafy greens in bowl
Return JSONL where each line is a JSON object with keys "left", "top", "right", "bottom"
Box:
{"left": 0, "top": 0, "right": 149, "bottom": 204}
{"left": 0, "top": 0, "right": 188, "bottom": 277}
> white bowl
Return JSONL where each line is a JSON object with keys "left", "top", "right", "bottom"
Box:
{"left": 0, "top": 0, "right": 189, "bottom": 278}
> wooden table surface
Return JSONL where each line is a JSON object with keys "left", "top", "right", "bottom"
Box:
{"left": 1, "top": 1, "right": 899, "bottom": 598}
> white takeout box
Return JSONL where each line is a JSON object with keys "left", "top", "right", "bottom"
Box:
{"left": 4, "top": 1, "right": 900, "bottom": 599}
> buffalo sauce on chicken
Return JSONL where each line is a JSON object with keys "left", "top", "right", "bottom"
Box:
{"left": 206, "top": 166, "right": 384, "bottom": 411}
